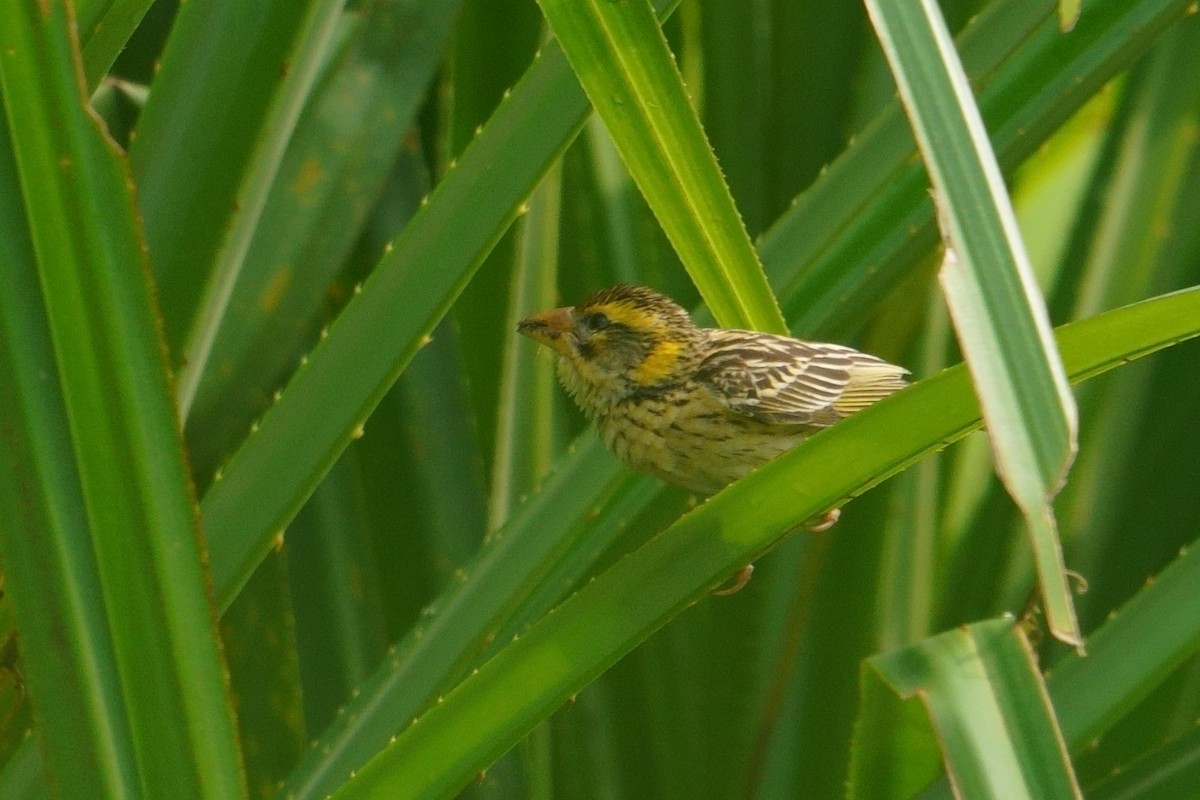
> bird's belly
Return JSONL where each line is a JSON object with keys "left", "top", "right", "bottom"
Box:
{"left": 597, "top": 394, "right": 807, "bottom": 496}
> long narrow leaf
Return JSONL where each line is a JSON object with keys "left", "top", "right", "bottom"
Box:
{"left": 865, "top": 0, "right": 1081, "bottom": 645}
{"left": 185, "top": 0, "right": 462, "bottom": 478}
{"left": 1050, "top": 537, "right": 1200, "bottom": 750}
{"left": 0, "top": 99, "right": 139, "bottom": 800}
{"left": 0, "top": 4, "right": 245, "bottom": 797}
{"left": 130, "top": 0, "right": 341, "bottom": 386}
{"left": 76, "top": 0, "right": 156, "bottom": 89}
{"left": 489, "top": 163, "right": 565, "bottom": 526}
{"left": 177, "top": 1, "right": 343, "bottom": 417}
{"left": 534, "top": 0, "right": 785, "bottom": 333}
{"left": 1086, "top": 722, "right": 1200, "bottom": 799}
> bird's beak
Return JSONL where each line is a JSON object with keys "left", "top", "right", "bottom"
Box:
{"left": 517, "top": 306, "right": 576, "bottom": 355}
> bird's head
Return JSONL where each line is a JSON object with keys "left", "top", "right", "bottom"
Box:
{"left": 518, "top": 284, "right": 704, "bottom": 409}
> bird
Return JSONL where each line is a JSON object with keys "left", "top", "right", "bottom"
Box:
{"left": 518, "top": 285, "right": 907, "bottom": 590}
{"left": 518, "top": 283, "right": 908, "bottom": 491}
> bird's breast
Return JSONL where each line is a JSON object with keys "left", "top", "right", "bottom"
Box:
{"left": 596, "top": 388, "right": 808, "bottom": 495}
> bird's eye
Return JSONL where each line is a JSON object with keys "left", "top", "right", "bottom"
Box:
{"left": 581, "top": 311, "right": 611, "bottom": 332}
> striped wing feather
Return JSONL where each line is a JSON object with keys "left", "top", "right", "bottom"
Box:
{"left": 696, "top": 329, "right": 908, "bottom": 426}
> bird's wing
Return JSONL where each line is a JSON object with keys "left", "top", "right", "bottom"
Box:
{"left": 696, "top": 329, "right": 909, "bottom": 426}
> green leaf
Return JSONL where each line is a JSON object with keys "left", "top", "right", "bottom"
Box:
{"left": 0, "top": 99, "right": 139, "bottom": 800}
{"left": 489, "top": 161, "right": 565, "bottom": 527}
{"left": 865, "top": 0, "right": 1080, "bottom": 645}
{"left": 286, "top": 454, "right": 389, "bottom": 731}
{"left": 0, "top": 3, "right": 244, "bottom": 797}
{"left": 851, "top": 652, "right": 942, "bottom": 800}
{"left": 0, "top": 737, "right": 44, "bottom": 800}
{"left": 184, "top": 0, "right": 462, "bottom": 478}
{"left": 1087, "top": 722, "right": 1200, "bottom": 799}
{"left": 442, "top": 0, "right": 543, "bottom": 471}
{"left": 130, "top": 0, "right": 343, "bottom": 393}
{"left": 1050, "top": 537, "right": 1200, "bottom": 751}
{"left": 856, "top": 620, "right": 1080, "bottom": 800}
{"left": 222, "top": 556, "right": 305, "bottom": 798}
{"left": 534, "top": 0, "right": 786, "bottom": 333}
{"left": 76, "top": 0, "right": 157, "bottom": 89}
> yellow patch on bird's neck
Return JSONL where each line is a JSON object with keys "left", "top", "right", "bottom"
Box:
{"left": 634, "top": 339, "right": 683, "bottom": 385}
